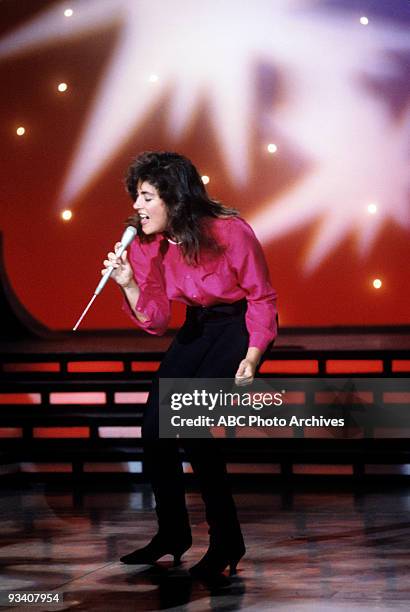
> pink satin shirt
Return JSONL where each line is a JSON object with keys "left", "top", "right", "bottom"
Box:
{"left": 122, "top": 216, "right": 278, "bottom": 353}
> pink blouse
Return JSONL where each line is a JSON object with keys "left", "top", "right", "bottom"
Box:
{"left": 122, "top": 216, "right": 278, "bottom": 353}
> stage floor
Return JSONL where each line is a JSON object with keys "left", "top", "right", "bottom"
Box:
{"left": 1, "top": 482, "right": 409, "bottom": 611}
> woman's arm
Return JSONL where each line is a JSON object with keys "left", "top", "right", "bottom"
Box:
{"left": 104, "top": 240, "right": 170, "bottom": 334}
{"left": 120, "top": 279, "right": 149, "bottom": 324}
{"left": 221, "top": 218, "right": 278, "bottom": 385}
{"left": 224, "top": 218, "right": 278, "bottom": 353}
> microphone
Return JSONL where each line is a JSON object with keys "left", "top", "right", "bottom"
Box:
{"left": 94, "top": 225, "right": 137, "bottom": 295}
{"left": 73, "top": 225, "right": 137, "bottom": 331}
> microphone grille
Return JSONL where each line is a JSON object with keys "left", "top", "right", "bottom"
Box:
{"left": 121, "top": 225, "right": 137, "bottom": 247}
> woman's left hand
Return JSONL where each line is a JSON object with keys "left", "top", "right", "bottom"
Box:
{"left": 235, "top": 359, "right": 257, "bottom": 386}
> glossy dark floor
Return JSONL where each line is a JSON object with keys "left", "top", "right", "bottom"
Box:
{"left": 1, "top": 482, "right": 409, "bottom": 611}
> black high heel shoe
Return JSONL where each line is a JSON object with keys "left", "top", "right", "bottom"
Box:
{"left": 120, "top": 532, "right": 192, "bottom": 566}
{"left": 189, "top": 539, "right": 246, "bottom": 578}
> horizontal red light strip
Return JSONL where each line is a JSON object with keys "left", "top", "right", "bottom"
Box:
{"left": 21, "top": 463, "right": 73, "bottom": 473}
{"left": 392, "top": 360, "right": 410, "bottom": 373}
{"left": 315, "top": 391, "right": 373, "bottom": 404}
{"left": 33, "top": 427, "right": 90, "bottom": 438}
{"left": 131, "top": 361, "right": 160, "bottom": 372}
{"left": 2, "top": 362, "right": 60, "bottom": 372}
{"left": 67, "top": 361, "right": 124, "bottom": 373}
{"left": 98, "top": 426, "right": 141, "bottom": 438}
{"left": 50, "top": 392, "right": 106, "bottom": 404}
{"left": 0, "top": 427, "right": 23, "bottom": 438}
{"left": 293, "top": 464, "right": 353, "bottom": 475}
{"left": 383, "top": 392, "right": 410, "bottom": 404}
{"left": 84, "top": 463, "right": 142, "bottom": 473}
{"left": 114, "top": 392, "right": 148, "bottom": 404}
{"left": 283, "top": 391, "right": 306, "bottom": 405}
{"left": 326, "top": 360, "right": 383, "bottom": 374}
{"left": 0, "top": 393, "right": 41, "bottom": 404}
{"left": 259, "top": 360, "right": 318, "bottom": 374}
{"left": 227, "top": 463, "right": 281, "bottom": 474}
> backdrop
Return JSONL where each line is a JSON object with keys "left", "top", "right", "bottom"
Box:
{"left": 0, "top": 0, "right": 409, "bottom": 330}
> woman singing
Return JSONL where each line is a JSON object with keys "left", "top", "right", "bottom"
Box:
{"left": 102, "top": 151, "right": 278, "bottom": 578}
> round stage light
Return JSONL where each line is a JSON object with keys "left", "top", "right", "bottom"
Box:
{"left": 267, "top": 143, "right": 278, "bottom": 154}
{"left": 201, "top": 175, "right": 210, "bottom": 185}
{"left": 149, "top": 74, "right": 158, "bottom": 83}
{"left": 367, "top": 203, "right": 377, "bottom": 214}
{"left": 16, "top": 126, "right": 25, "bottom": 136}
{"left": 58, "top": 82, "right": 68, "bottom": 92}
{"left": 61, "top": 209, "right": 73, "bottom": 221}
{"left": 372, "top": 278, "right": 382, "bottom": 289}
{"left": 64, "top": 9, "right": 74, "bottom": 18}
{"left": 360, "top": 16, "right": 369, "bottom": 26}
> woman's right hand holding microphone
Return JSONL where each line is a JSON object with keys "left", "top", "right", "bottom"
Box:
{"left": 102, "top": 242, "right": 135, "bottom": 289}
{"left": 102, "top": 243, "right": 148, "bottom": 322}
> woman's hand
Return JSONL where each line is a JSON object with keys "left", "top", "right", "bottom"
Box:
{"left": 235, "top": 358, "right": 257, "bottom": 386}
{"left": 234, "top": 347, "right": 262, "bottom": 386}
{"left": 102, "top": 242, "right": 134, "bottom": 288}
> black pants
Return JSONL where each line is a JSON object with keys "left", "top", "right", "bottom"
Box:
{"left": 141, "top": 299, "right": 251, "bottom": 542}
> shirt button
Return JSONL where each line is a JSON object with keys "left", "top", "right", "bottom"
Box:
{"left": 192, "top": 294, "right": 197, "bottom": 298}
{"left": 185, "top": 274, "right": 191, "bottom": 279}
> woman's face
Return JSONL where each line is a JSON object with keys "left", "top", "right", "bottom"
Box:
{"left": 133, "top": 181, "right": 168, "bottom": 235}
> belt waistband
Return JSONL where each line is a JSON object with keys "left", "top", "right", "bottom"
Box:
{"left": 186, "top": 298, "right": 247, "bottom": 322}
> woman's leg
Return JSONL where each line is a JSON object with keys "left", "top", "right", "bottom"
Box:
{"left": 126, "top": 324, "right": 214, "bottom": 558}
{"left": 181, "top": 316, "right": 249, "bottom": 575}
{"left": 141, "top": 379, "right": 190, "bottom": 541}
{"left": 185, "top": 320, "right": 272, "bottom": 548}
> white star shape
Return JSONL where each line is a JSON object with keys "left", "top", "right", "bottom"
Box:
{"left": 0, "top": 0, "right": 409, "bottom": 270}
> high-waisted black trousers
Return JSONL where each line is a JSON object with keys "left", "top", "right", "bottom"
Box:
{"left": 141, "top": 299, "right": 252, "bottom": 542}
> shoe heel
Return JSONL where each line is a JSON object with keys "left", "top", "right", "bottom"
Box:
{"left": 229, "top": 560, "right": 238, "bottom": 575}
{"left": 173, "top": 554, "right": 182, "bottom": 566}
{"left": 229, "top": 548, "right": 245, "bottom": 575}
{"left": 173, "top": 541, "right": 191, "bottom": 566}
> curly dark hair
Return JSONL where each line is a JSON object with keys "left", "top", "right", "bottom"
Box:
{"left": 125, "top": 151, "right": 238, "bottom": 263}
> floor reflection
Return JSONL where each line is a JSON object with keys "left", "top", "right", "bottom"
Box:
{"left": 0, "top": 482, "right": 410, "bottom": 610}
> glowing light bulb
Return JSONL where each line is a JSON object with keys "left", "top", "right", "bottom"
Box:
{"left": 148, "top": 74, "right": 158, "bottom": 83}
{"left": 64, "top": 9, "right": 73, "bottom": 18}
{"left": 367, "top": 203, "right": 377, "bottom": 214}
{"left": 360, "top": 17, "right": 369, "bottom": 26}
{"left": 201, "top": 175, "right": 210, "bottom": 185}
{"left": 267, "top": 143, "right": 278, "bottom": 154}
{"left": 58, "top": 82, "right": 68, "bottom": 92}
{"left": 61, "top": 209, "right": 73, "bottom": 221}
{"left": 16, "top": 126, "right": 25, "bottom": 136}
{"left": 372, "top": 278, "right": 382, "bottom": 289}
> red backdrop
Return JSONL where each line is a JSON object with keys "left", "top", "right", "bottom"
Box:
{"left": 0, "top": 0, "right": 409, "bottom": 330}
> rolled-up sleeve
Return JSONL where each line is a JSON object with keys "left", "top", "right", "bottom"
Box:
{"left": 225, "top": 218, "right": 278, "bottom": 353}
{"left": 122, "top": 238, "right": 170, "bottom": 336}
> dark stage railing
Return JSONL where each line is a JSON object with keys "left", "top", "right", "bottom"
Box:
{"left": 1, "top": 348, "right": 409, "bottom": 482}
